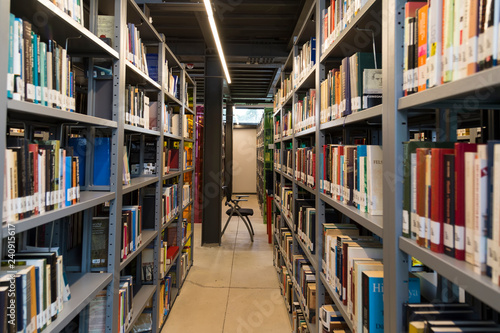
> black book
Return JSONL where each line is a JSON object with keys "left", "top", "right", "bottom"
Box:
{"left": 7, "top": 137, "right": 29, "bottom": 219}
{"left": 0, "top": 286, "right": 8, "bottom": 333}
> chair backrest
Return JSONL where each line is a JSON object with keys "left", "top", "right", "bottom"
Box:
{"left": 222, "top": 186, "right": 232, "bottom": 204}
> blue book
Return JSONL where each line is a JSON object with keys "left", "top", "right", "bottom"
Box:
{"left": 67, "top": 137, "right": 86, "bottom": 187}
{"left": 93, "top": 137, "right": 111, "bottom": 186}
{"left": 310, "top": 37, "right": 316, "bottom": 66}
{"left": 408, "top": 274, "right": 421, "bottom": 303}
{"left": 362, "top": 270, "right": 384, "bottom": 333}
{"left": 357, "top": 145, "right": 367, "bottom": 210}
{"left": 146, "top": 54, "right": 159, "bottom": 82}
{"left": 486, "top": 141, "right": 500, "bottom": 278}
{"left": 65, "top": 156, "right": 72, "bottom": 207}
{"left": 7, "top": 14, "right": 14, "bottom": 99}
{"left": 32, "top": 31, "right": 40, "bottom": 104}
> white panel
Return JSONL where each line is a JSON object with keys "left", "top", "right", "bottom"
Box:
{"left": 232, "top": 128, "right": 257, "bottom": 193}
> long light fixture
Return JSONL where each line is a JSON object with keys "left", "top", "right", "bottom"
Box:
{"left": 203, "top": 0, "right": 232, "bottom": 84}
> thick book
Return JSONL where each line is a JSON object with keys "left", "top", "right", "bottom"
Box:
{"left": 362, "top": 270, "right": 384, "bottom": 333}
{"left": 455, "top": 143, "right": 477, "bottom": 260}
{"left": 430, "top": 148, "right": 455, "bottom": 253}
{"left": 93, "top": 137, "right": 111, "bottom": 186}
{"left": 466, "top": 0, "right": 480, "bottom": 75}
{"left": 427, "top": 0, "right": 443, "bottom": 88}
{"left": 417, "top": 5, "right": 429, "bottom": 92}
{"left": 366, "top": 145, "right": 383, "bottom": 215}
{"left": 486, "top": 141, "right": 500, "bottom": 283}
{"left": 474, "top": 145, "right": 488, "bottom": 274}
{"left": 91, "top": 217, "right": 109, "bottom": 268}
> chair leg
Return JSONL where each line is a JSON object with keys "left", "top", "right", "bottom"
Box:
{"left": 245, "top": 216, "right": 255, "bottom": 235}
{"left": 236, "top": 211, "right": 254, "bottom": 242}
{"left": 222, "top": 209, "right": 235, "bottom": 236}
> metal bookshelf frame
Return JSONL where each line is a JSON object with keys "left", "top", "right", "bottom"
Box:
{"left": 272, "top": 0, "right": 500, "bottom": 331}
{"left": 1, "top": 1, "right": 196, "bottom": 332}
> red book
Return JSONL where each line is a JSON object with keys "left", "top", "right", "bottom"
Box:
{"left": 416, "top": 148, "right": 431, "bottom": 247}
{"left": 430, "top": 148, "right": 455, "bottom": 253}
{"left": 337, "top": 146, "right": 344, "bottom": 201}
{"left": 169, "top": 148, "right": 179, "bottom": 170}
{"left": 454, "top": 143, "right": 477, "bottom": 260}
{"left": 28, "top": 144, "right": 39, "bottom": 215}
{"left": 166, "top": 246, "right": 180, "bottom": 264}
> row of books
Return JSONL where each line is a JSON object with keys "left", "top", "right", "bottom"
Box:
{"left": 402, "top": 0, "right": 500, "bottom": 95}
{"left": 162, "top": 185, "right": 180, "bottom": 224}
{"left": 182, "top": 184, "right": 191, "bottom": 207}
{"left": 125, "top": 85, "right": 151, "bottom": 129}
{"left": 3, "top": 138, "right": 81, "bottom": 223}
{"left": 321, "top": 0, "right": 373, "bottom": 53}
{"left": 0, "top": 248, "right": 71, "bottom": 333}
{"left": 274, "top": 148, "right": 282, "bottom": 170}
{"left": 284, "top": 149, "right": 294, "bottom": 177}
{"left": 183, "top": 145, "right": 194, "bottom": 170}
{"left": 126, "top": 23, "right": 149, "bottom": 76}
{"left": 145, "top": 55, "right": 180, "bottom": 98}
{"left": 320, "top": 53, "right": 382, "bottom": 123}
{"left": 50, "top": 0, "right": 84, "bottom": 26}
{"left": 274, "top": 73, "right": 294, "bottom": 110}
{"left": 283, "top": 111, "right": 293, "bottom": 137}
{"left": 7, "top": 14, "right": 76, "bottom": 111}
{"left": 296, "top": 201, "right": 339, "bottom": 255}
{"left": 294, "top": 38, "right": 317, "bottom": 86}
{"left": 292, "top": 255, "right": 317, "bottom": 323}
{"left": 295, "top": 147, "right": 316, "bottom": 189}
{"left": 179, "top": 248, "right": 191, "bottom": 284}
{"left": 278, "top": 226, "right": 294, "bottom": 266}
{"left": 274, "top": 118, "right": 281, "bottom": 140}
{"left": 405, "top": 303, "right": 500, "bottom": 333}
{"left": 142, "top": 243, "right": 178, "bottom": 282}
{"left": 320, "top": 144, "right": 384, "bottom": 216}
{"left": 323, "top": 224, "right": 419, "bottom": 333}
{"left": 159, "top": 274, "right": 174, "bottom": 322}
{"left": 402, "top": 141, "right": 500, "bottom": 283}
{"left": 89, "top": 275, "right": 134, "bottom": 333}
{"left": 319, "top": 304, "right": 350, "bottom": 332}
{"left": 281, "top": 186, "right": 294, "bottom": 223}
{"left": 294, "top": 89, "right": 317, "bottom": 133}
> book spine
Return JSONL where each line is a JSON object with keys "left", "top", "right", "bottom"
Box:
{"left": 444, "top": 154, "right": 456, "bottom": 257}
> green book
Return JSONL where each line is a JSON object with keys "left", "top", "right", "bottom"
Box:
{"left": 350, "top": 52, "right": 382, "bottom": 112}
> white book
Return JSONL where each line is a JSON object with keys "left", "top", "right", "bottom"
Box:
{"left": 345, "top": 246, "right": 383, "bottom": 305}
{"left": 474, "top": 145, "right": 488, "bottom": 274}
{"left": 427, "top": 0, "right": 443, "bottom": 87}
{"left": 352, "top": 260, "right": 383, "bottom": 333}
{"left": 459, "top": 0, "right": 470, "bottom": 78}
{"left": 367, "top": 145, "right": 383, "bottom": 215}
{"left": 453, "top": 0, "right": 464, "bottom": 80}
{"left": 465, "top": 151, "right": 476, "bottom": 265}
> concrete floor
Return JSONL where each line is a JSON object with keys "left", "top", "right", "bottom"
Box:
{"left": 161, "top": 195, "right": 292, "bottom": 333}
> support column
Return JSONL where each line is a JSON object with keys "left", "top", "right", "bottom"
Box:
{"left": 224, "top": 102, "right": 233, "bottom": 193}
{"left": 202, "top": 55, "right": 224, "bottom": 245}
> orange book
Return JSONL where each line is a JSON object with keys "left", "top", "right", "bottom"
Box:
{"left": 417, "top": 5, "right": 428, "bottom": 92}
{"left": 466, "top": 0, "right": 479, "bottom": 75}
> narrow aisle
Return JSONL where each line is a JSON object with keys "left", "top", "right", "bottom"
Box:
{"left": 162, "top": 195, "right": 291, "bottom": 333}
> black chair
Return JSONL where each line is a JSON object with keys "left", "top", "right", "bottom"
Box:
{"left": 221, "top": 186, "right": 255, "bottom": 242}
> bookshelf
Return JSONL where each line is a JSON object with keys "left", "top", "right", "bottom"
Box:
{"left": 256, "top": 108, "right": 273, "bottom": 221}
{"left": 272, "top": 0, "right": 500, "bottom": 332}
{"left": 1, "top": 1, "right": 195, "bottom": 332}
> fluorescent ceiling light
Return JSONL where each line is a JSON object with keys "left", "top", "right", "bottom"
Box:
{"left": 203, "top": 0, "right": 231, "bottom": 84}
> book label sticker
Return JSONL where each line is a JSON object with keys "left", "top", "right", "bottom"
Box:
{"left": 402, "top": 211, "right": 409, "bottom": 235}
{"left": 7, "top": 73, "right": 14, "bottom": 93}
{"left": 455, "top": 225, "right": 465, "bottom": 250}
{"left": 485, "top": 26, "right": 494, "bottom": 60}
{"left": 487, "top": 238, "right": 498, "bottom": 268}
{"left": 444, "top": 223, "right": 454, "bottom": 248}
{"left": 36, "top": 86, "right": 42, "bottom": 103}
{"left": 430, "top": 220, "right": 440, "bottom": 245}
{"left": 26, "top": 83, "right": 36, "bottom": 101}
{"left": 465, "top": 227, "right": 474, "bottom": 255}
{"left": 419, "top": 216, "right": 426, "bottom": 239}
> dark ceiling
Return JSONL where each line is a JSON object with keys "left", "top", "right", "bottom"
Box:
{"left": 136, "top": 0, "right": 309, "bottom": 105}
